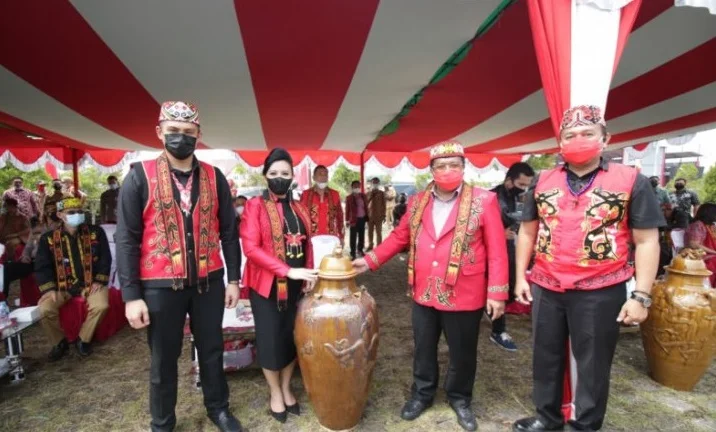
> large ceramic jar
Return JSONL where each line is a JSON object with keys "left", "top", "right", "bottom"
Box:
{"left": 294, "top": 247, "right": 379, "bottom": 431}
{"left": 641, "top": 248, "right": 716, "bottom": 391}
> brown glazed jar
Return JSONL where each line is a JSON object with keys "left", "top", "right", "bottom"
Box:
{"left": 640, "top": 248, "right": 716, "bottom": 391}
{"left": 294, "top": 247, "right": 379, "bottom": 431}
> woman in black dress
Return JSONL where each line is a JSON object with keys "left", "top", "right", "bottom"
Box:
{"left": 240, "top": 148, "right": 318, "bottom": 423}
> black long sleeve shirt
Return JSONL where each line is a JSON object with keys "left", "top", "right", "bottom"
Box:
{"left": 116, "top": 157, "right": 240, "bottom": 302}
{"left": 34, "top": 224, "right": 112, "bottom": 295}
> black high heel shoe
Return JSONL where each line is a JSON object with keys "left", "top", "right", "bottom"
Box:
{"left": 270, "top": 409, "right": 287, "bottom": 423}
{"left": 286, "top": 402, "right": 301, "bottom": 416}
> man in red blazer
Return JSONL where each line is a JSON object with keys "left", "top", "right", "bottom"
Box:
{"left": 354, "top": 141, "right": 509, "bottom": 432}
{"left": 300, "top": 165, "right": 344, "bottom": 242}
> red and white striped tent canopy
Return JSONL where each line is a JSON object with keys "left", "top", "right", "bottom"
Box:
{"left": 0, "top": 0, "right": 714, "bottom": 170}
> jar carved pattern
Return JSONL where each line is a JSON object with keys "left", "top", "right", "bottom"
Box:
{"left": 294, "top": 247, "right": 379, "bottom": 431}
{"left": 640, "top": 248, "right": 716, "bottom": 391}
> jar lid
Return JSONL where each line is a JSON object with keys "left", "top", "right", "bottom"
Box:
{"left": 318, "top": 246, "right": 358, "bottom": 280}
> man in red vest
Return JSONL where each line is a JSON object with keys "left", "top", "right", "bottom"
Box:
{"left": 117, "top": 101, "right": 243, "bottom": 432}
{"left": 354, "top": 141, "right": 509, "bottom": 432}
{"left": 300, "top": 165, "right": 344, "bottom": 242}
{"left": 512, "top": 106, "right": 663, "bottom": 432}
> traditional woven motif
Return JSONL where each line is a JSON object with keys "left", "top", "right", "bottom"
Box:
{"left": 560, "top": 105, "right": 606, "bottom": 131}
{"left": 159, "top": 101, "right": 200, "bottom": 125}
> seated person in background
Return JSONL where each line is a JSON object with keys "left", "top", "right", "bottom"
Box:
{"left": 392, "top": 193, "right": 407, "bottom": 228}
{"left": 685, "top": 203, "right": 716, "bottom": 287}
{"left": 0, "top": 197, "right": 31, "bottom": 260}
{"left": 34, "top": 197, "right": 112, "bottom": 360}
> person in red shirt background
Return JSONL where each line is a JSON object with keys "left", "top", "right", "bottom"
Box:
{"left": 300, "top": 165, "right": 344, "bottom": 243}
{"left": 354, "top": 141, "right": 508, "bottom": 432}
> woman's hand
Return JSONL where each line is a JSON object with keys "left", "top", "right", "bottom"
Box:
{"left": 287, "top": 268, "right": 319, "bottom": 283}
{"left": 302, "top": 278, "right": 317, "bottom": 293}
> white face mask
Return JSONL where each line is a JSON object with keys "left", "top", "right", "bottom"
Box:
{"left": 316, "top": 182, "right": 328, "bottom": 190}
{"left": 109, "top": 183, "right": 119, "bottom": 190}
{"left": 235, "top": 206, "right": 244, "bottom": 216}
{"left": 65, "top": 213, "right": 85, "bottom": 227}
{"left": 352, "top": 188, "right": 361, "bottom": 194}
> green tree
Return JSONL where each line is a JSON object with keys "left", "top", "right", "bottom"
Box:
{"left": 415, "top": 173, "right": 433, "bottom": 191}
{"left": 666, "top": 162, "right": 704, "bottom": 200}
{"left": 59, "top": 166, "right": 122, "bottom": 215}
{"left": 527, "top": 154, "right": 557, "bottom": 172}
{"left": 702, "top": 165, "right": 716, "bottom": 203}
{"left": 231, "top": 163, "right": 265, "bottom": 187}
{"left": 329, "top": 163, "right": 359, "bottom": 197}
{"left": 0, "top": 162, "right": 52, "bottom": 192}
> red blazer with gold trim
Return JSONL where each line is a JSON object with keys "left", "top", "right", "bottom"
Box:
{"left": 365, "top": 186, "right": 509, "bottom": 311}
{"left": 240, "top": 195, "right": 314, "bottom": 299}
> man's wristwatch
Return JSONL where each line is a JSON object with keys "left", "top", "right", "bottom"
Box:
{"left": 228, "top": 280, "right": 239, "bottom": 285}
{"left": 630, "top": 292, "right": 652, "bottom": 308}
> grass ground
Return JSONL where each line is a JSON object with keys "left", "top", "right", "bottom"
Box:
{"left": 1, "top": 255, "right": 715, "bottom": 431}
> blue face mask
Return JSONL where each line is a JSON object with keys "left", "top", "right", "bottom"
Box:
{"left": 65, "top": 213, "right": 85, "bottom": 227}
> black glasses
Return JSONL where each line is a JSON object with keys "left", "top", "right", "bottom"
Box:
{"left": 65, "top": 210, "right": 82, "bottom": 215}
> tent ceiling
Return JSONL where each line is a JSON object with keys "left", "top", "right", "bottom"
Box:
{"left": 0, "top": 0, "right": 714, "bottom": 155}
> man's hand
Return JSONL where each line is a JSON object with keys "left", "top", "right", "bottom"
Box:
{"left": 617, "top": 299, "right": 648, "bottom": 325}
{"left": 486, "top": 299, "right": 505, "bottom": 321}
{"left": 90, "top": 282, "right": 104, "bottom": 295}
{"left": 225, "top": 283, "right": 240, "bottom": 309}
{"left": 515, "top": 278, "right": 533, "bottom": 304}
{"left": 352, "top": 258, "right": 369, "bottom": 274}
{"left": 505, "top": 229, "right": 516, "bottom": 241}
{"left": 126, "top": 299, "right": 150, "bottom": 329}
{"left": 39, "top": 290, "right": 57, "bottom": 305}
{"left": 19, "top": 255, "right": 31, "bottom": 264}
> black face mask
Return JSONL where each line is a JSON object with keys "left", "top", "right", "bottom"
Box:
{"left": 511, "top": 186, "right": 526, "bottom": 195}
{"left": 53, "top": 183, "right": 62, "bottom": 191}
{"left": 650, "top": 179, "right": 659, "bottom": 188}
{"left": 164, "top": 133, "right": 197, "bottom": 160}
{"left": 267, "top": 177, "right": 292, "bottom": 196}
{"left": 675, "top": 183, "right": 685, "bottom": 191}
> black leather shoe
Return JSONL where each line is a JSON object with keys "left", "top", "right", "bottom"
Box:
{"left": 270, "top": 409, "right": 287, "bottom": 423}
{"left": 48, "top": 339, "right": 69, "bottom": 362}
{"left": 449, "top": 401, "right": 477, "bottom": 431}
{"left": 286, "top": 402, "right": 300, "bottom": 416}
{"left": 513, "top": 416, "right": 564, "bottom": 431}
{"left": 208, "top": 410, "right": 243, "bottom": 432}
{"left": 400, "top": 399, "right": 432, "bottom": 421}
{"left": 76, "top": 340, "right": 93, "bottom": 357}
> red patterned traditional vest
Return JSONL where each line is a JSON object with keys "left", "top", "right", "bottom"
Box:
{"left": 529, "top": 163, "right": 638, "bottom": 292}
{"left": 139, "top": 158, "right": 223, "bottom": 284}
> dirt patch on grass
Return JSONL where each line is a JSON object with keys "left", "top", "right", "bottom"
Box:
{"left": 1, "top": 256, "right": 714, "bottom": 431}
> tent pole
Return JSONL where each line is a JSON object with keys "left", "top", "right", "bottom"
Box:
{"left": 72, "top": 148, "right": 80, "bottom": 193}
{"left": 360, "top": 151, "right": 365, "bottom": 193}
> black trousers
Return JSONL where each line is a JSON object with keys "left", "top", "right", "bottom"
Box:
{"left": 492, "top": 239, "right": 516, "bottom": 334}
{"left": 411, "top": 302, "right": 482, "bottom": 404}
{"left": 349, "top": 216, "right": 366, "bottom": 258}
{"left": 531, "top": 283, "right": 625, "bottom": 431}
{"left": 2, "top": 260, "right": 34, "bottom": 299}
{"left": 144, "top": 279, "right": 228, "bottom": 431}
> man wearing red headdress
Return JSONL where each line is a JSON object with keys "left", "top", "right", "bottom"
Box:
{"left": 512, "top": 106, "right": 663, "bottom": 432}
{"left": 117, "top": 101, "right": 243, "bottom": 432}
{"left": 354, "top": 141, "right": 509, "bottom": 432}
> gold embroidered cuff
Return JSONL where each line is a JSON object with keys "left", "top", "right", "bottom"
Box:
{"left": 488, "top": 284, "right": 509, "bottom": 293}
{"left": 39, "top": 282, "right": 57, "bottom": 293}
{"left": 365, "top": 251, "right": 379, "bottom": 269}
{"left": 94, "top": 274, "right": 110, "bottom": 283}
